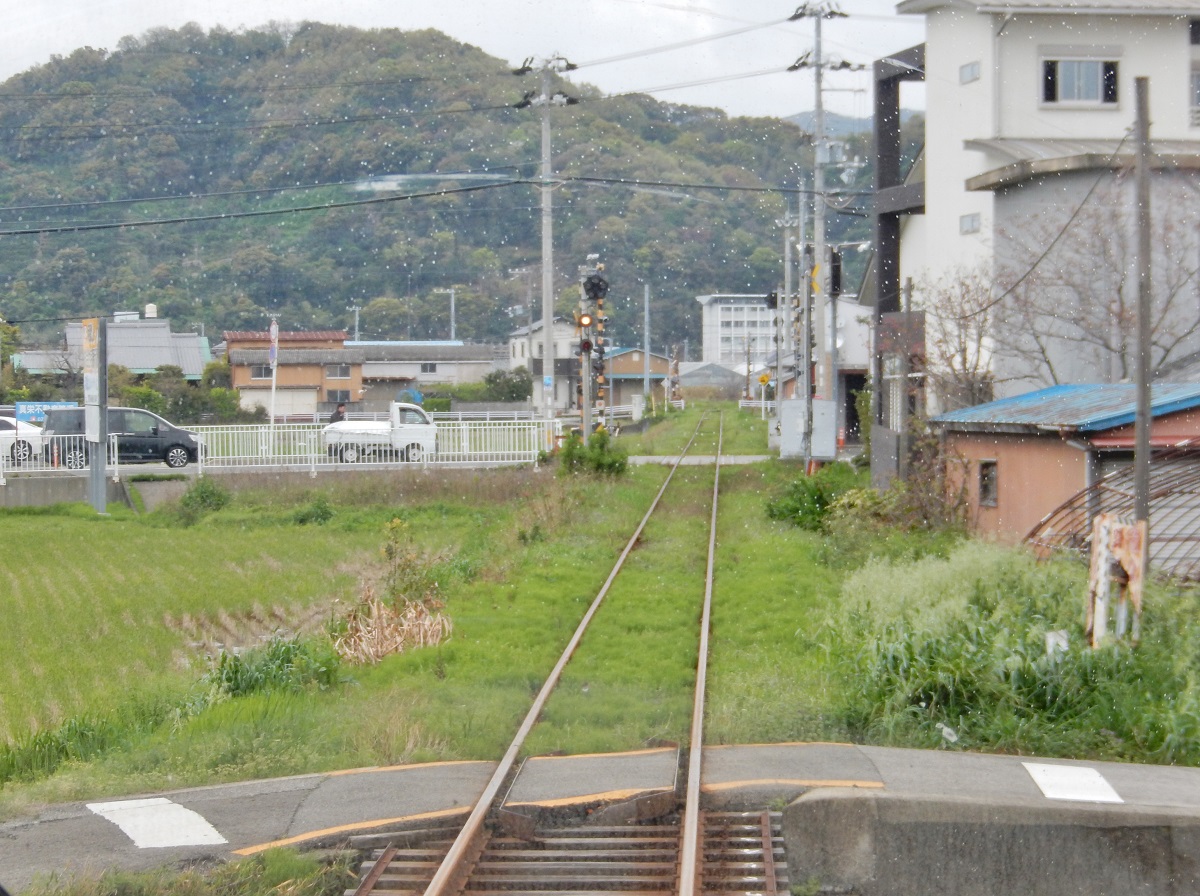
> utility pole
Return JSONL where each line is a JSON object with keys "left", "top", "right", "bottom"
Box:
{"left": 432, "top": 287, "right": 457, "bottom": 341}
{"left": 776, "top": 204, "right": 800, "bottom": 410}
{"left": 643, "top": 284, "right": 651, "bottom": 399}
{"left": 1134, "top": 77, "right": 1152, "bottom": 539}
{"left": 514, "top": 56, "right": 577, "bottom": 420}
{"left": 346, "top": 304, "right": 361, "bottom": 342}
{"left": 509, "top": 267, "right": 536, "bottom": 369}
{"left": 788, "top": 3, "right": 856, "bottom": 406}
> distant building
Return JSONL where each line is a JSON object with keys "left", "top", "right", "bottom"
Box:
{"left": 507, "top": 317, "right": 587, "bottom": 412}
{"left": 695, "top": 294, "right": 778, "bottom": 368}
{"left": 15, "top": 310, "right": 211, "bottom": 380}
{"left": 225, "top": 330, "right": 503, "bottom": 418}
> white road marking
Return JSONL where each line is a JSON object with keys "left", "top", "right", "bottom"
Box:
{"left": 87, "top": 797, "right": 228, "bottom": 848}
{"left": 1022, "top": 762, "right": 1123, "bottom": 803}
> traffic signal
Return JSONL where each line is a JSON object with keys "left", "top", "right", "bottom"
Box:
{"left": 765, "top": 291, "right": 778, "bottom": 309}
{"left": 830, "top": 248, "right": 843, "bottom": 297}
{"left": 577, "top": 312, "right": 593, "bottom": 328}
{"left": 579, "top": 336, "right": 593, "bottom": 354}
{"left": 583, "top": 273, "right": 608, "bottom": 301}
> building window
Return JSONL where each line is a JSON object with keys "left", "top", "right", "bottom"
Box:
{"left": 979, "top": 460, "right": 998, "bottom": 507}
{"left": 1042, "top": 59, "right": 1118, "bottom": 105}
{"left": 420, "top": 362, "right": 437, "bottom": 374}
{"left": 250, "top": 364, "right": 271, "bottom": 379}
{"left": 960, "top": 213, "right": 981, "bottom": 235}
{"left": 325, "top": 363, "right": 350, "bottom": 379}
{"left": 960, "top": 60, "right": 981, "bottom": 84}
{"left": 327, "top": 389, "right": 350, "bottom": 403}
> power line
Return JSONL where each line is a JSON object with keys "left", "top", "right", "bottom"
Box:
{"left": 576, "top": 15, "right": 789, "bottom": 69}
{"left": 0, "top": 179, "right": 522, "bottom": 236}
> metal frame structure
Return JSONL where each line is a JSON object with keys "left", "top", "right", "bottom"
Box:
{"left": 1027, "top": 441, "right": 1200, "bottom": 582}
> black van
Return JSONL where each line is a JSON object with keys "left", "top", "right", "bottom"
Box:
{"left": 42, "top": 407, "right": 202, "bottom": 469}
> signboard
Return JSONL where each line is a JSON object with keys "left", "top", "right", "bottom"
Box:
{"left": 15, "top": 400, "right": 76, "bottom": 423}
{"left": 81, "top": 317, "right": 101, "bottom": 442}
{"left": 268, "top": 318, "right": 279, "bottom": 370}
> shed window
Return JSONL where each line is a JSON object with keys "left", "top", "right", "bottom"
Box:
{"left": 979, "top": 460, "right": 998, "bottom": 507}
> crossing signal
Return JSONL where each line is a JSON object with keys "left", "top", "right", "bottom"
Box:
{"left": 765, "top": 291, "right": 778, "bottom": 309}
{"left": 829, "top": 248, "right": 843, "bottom": 297}
{"left": 578, "top": 312, "right": 593, "bottom": 328}
{"left": 579, "top": 336, "right": 593, "bottom": 354}
{"left": 583, "top": 273, "right": 608, "bottom": 301}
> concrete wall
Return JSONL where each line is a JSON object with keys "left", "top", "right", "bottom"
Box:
{"left": 0, "top": 474, "right": 130, "bottom": 509}
{"left": 784, "top": 788, "right": 1200, "bottom": 896}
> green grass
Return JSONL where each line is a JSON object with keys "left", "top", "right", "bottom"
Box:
{"left": 3, "top": 403, "right": 1200, "bottom": 833}
{"left": 621, "top": 401, "right": 768, "bottom": 456}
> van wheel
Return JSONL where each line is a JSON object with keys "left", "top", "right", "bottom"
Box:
{"left": 403, "top": 443, "right": 425, "bottom": 463}
{"left": 164, "top": 446, "right": 190, "bottom": 468}
{"left": 64, "top": 447, "right": 88, "bottom": 470}
{"left": 339, "top": 445, "right": 362, "bottom": 463}
{"left": 10, "top": 440, "right": 33, "bottom": 464}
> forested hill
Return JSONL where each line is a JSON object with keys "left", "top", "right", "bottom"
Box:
{"left": 0, "top": 22, "right": 872, "bottom": 353}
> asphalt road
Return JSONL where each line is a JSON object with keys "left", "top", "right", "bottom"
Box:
{"left": 5, "top": 743, "right": 1200, "bottom": 892}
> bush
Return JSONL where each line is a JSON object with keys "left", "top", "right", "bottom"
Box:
{"left": 765, "top": 461, "right": 863, "bottom": 529}
{"left": 831, "top": 542, "right": 1200, "bottom": 763}
{"left": 180, "top": 477, "right": 232, "bottom": 515}
{"left": 558, "top": 427, "right": 628, "bottom": 476}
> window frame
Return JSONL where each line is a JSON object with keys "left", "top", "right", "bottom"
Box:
{"left": 979, "top": 460, "right": 999, "bottom": 507}
{"left": 250, "top": 364, "right": 272, "bottom": 380}
{"left": 1041, "top": 57, "right": 1119, "bottom": 107}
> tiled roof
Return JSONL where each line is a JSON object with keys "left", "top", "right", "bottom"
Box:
{"left": 901, "top": 0, "right": 1200, "bottom": 13}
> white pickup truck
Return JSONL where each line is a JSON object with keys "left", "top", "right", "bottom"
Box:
{"left": 322, "top": 402, "right": 438, "bottom": 463}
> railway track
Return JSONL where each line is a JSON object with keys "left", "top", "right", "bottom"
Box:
{"left": 347, "top": 414, "right": 790, "bottom": 895}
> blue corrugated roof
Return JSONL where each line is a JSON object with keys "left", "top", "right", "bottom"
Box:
{"left": 931, "top": 383, "right": 1200, "bottom": 432}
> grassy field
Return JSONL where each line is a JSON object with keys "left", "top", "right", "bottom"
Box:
{"left": 4, "top": 399, "right": 1199, "bottom": 835}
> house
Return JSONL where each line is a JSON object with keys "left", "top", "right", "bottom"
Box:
{"left": 599, "top": 347, "right": 671, "bottom": 407}
{"left": 930, "top": 383, "right": 1200, "bottom": 544}
{"left": 354, "top": 341, "right": 503, "bottom": 405}
{"left": 225, "top": 330, "right": 354, "bottom": 418}
{"left": 15, "top": 310, "right": 212, "bottom": 381}
{"left": 507, "top": 317, "right": 590, "bottom": 413}
{"left": 870, "top": 1, "right": 1200, "bottom": 479}
{"left": 227, "top": 330, "right": 505, "bottom": 418}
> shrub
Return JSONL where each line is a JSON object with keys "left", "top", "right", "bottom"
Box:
{"left": 180, "top": 476, "right": 232, "bottom": 515}
{"left": 765, "top": 461, "right": 863, "bottom": 529}
{"left": 558, "top": 427, "right": 628, "bottom": 476}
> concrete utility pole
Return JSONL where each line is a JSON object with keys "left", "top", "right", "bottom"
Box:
{"left": 346, "top": 304, "right": 361, "bottom": 341}
{"left": 515, "top": 55, "right": 577, "bottom": 419}
{"left": 1133, "top": 77, "right": 1152, "bottom": 535}
{"left": 432, "top": 287, "right": 456, "bottom": 341}
{"left": 643, "top": 284, "right": 651, "bottom": 399}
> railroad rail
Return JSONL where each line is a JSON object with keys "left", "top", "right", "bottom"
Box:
{"left": 346, "top": 412, "right": 792, "bottom": 896}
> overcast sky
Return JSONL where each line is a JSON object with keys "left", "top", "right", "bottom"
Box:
{"left": 7, "top": 0, "right": 924, "bottom": 119}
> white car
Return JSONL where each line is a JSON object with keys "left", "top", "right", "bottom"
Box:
{"left": 0, "top": 416, "right": 45, "bottom": 464}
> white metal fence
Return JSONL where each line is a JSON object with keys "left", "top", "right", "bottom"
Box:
{"left": 0, "top": 420, "right": 564, "bottom": 481}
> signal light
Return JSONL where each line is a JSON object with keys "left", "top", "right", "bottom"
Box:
{"left": 580, "top": 337, "right": 593, "bottom": 354}
{"left": 583, "top": 273, "right": 608, "bottom": 301}
{"left": 766, "top": 291, "right": 778, "bottom": 309}
{"left": 830, "top": 248, "right": 843, "bottom": 297}
{"left": 578, "top": 312, "right": 593, "bottom": 328}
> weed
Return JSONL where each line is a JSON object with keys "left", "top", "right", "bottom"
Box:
{"left": 294, "top": 495, "right": 335, "bottom": 525}
{"left": 765, "top": 462, "right": 864, "bottom": 529}
{"left": 177, "top": 477, "right": 231, "bottom": 518}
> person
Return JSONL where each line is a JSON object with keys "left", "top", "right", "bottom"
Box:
{"left": 329, "top": 402, "right": 347, "bottom": 424}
